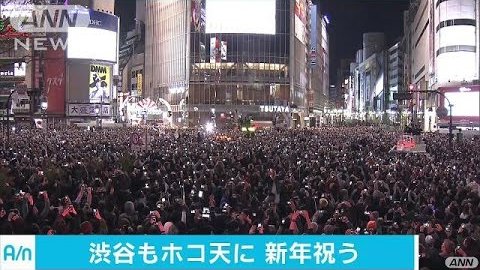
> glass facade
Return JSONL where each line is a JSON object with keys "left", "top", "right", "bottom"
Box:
{"left": 188, "top": 0, "right": 292, "bottom": 123}
{"left": 144, "top": 0, "right": 324, "bottom": 127}
{"left": 145, "top": 0, "right": 189, "bottom": 108}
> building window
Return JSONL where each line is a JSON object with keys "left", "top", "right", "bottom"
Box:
{"left": 436, "top": 45, "right": 476, "bottom": 56}
{"left": 436, "top": 0, "right": 446, "bottom": 7}
{"left": 415, "top": 66, "right": 425, "bottom": 79}
{"left": 415, "top": 20, "right": 429, "bottom": 48}
{"left": 436, "top": 19, "right": 476, "bottom": 32}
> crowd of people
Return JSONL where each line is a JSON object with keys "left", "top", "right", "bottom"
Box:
{"left": 0, "top": 126, "right": 479, "bottom": 269}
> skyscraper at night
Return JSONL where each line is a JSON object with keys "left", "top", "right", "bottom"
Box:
{"left": 143, "top": 0, "right": 329, "bottom": 128}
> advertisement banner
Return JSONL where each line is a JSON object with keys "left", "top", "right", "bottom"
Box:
{"left": 210, "top": 38, "right": 227, "bottom": 63}
{"left": 221, "top": 41, "right": 227, "bottom": 60}
{"left": 210, "top": 37, "right": 220, "bottom": 63}
{"left": 295, "top": 0, "right": 307, "bottom": 23}
{"left": 0, "top": 235, "right": 418, "bottom": 270}
{"left": 44, "top": 48, "right": 66, "bottom": 114}
{"left": 309, "top": 4, "right": 317, "bottom": 67}
{"left": 67, "top": 11, "right": 118, "bottom": 62}
{"left": 89, "top": 64, "right": 111, "bottom": 103}
{"left": 191, "top": 0, "right": 206, "bottom": 32}
{"left": 294, "top": 0, "right": 307, "bottom": 45}
{"left": 137, "top": 73, "right": 143, "bottom": 97}
{"left": 14, "top": 62, "right": 26, "bottom": 77}
{"left": 205, "top": 0, "right": 276, "bottom": 34}
{"left": 67, "top": 103, "right": 111, "bottom": 117}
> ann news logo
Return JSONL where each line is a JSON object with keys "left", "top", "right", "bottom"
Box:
{"left": 0, "top": 235, "right": 36, "bottom": 270}
{"left": 0, "top": 4, "right": 91, "bottom": 51}
{"left": 446, "top": 257, "right": 479, "bottom": 269}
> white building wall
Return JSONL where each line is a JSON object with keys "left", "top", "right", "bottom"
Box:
{"left": 145, "top": 0, "right": 189, "bottom": 100}
{"left": 434, "top": 0, "right": 478, "bottom": 84}
{"left": 410, "top": 0, "right": 431, "bottom": 85}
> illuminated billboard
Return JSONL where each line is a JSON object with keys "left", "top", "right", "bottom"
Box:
{"left": 445, "top": 91, "right": 479, "bottom": 117}
{"left": 210, "top": 37, "right": 227, "bottom": 63}
{"left": 89, "top": 64, "right": 111, "bottom": 103}
{"left": 191, "top": 0, "right": 206, "bottom": 32}
{"left": 295, "top": 0, "right": 307, "bottom": 45}
{"left": 0, "top": 62, "right": 25, "bottom": 78}
{"left": 68, "top": 28, "right": 117, "bottom": 62}
{"left": 67, "top": 10, "right": 118, "bottom": 62}
{"left": 14, "top": 62, "right": 26, "bottom": 77}
{"left": 205, "top": 0, "right": 275, "bottom": 34}
{"left": 45, "top": 48, "right": 65, "bottom": 114}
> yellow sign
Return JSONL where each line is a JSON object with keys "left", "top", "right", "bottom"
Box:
{"left": 137, "top": 73, "right": 143, "bottom": 97}
{"left": 89, "top": 64, "right": 111, "bottom": 103}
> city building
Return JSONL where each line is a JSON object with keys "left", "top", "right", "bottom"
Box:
{"left": 334, "top": 58, "right": 353, "bottom": 109}
{"left": 118, "top": 0, "right": 146, "bottom": 124}
{"left": 0, "top": 0, "right": 120, "bottom": 128}
{"left": 404, "top": 0, "right": 479, "bottom": 131}
{"left": 346, "top": 62, "right": 357, "bottom": 114}
{"left": 352, "top": 33, "right": 388, "bottom": 115}
{"left": 308, "top": 3, "right": 330, "bottom": 126}
{"left": 143, "top": 0, "right": 329, "bottom": 128}
{"left": 0, "top": 0, "right": 57, "bottom": 126}
{"left": 63, "top": 2, "right": 120, "bottom": 125}
{"left": 387, "top": 40, "right": 405, "bottom": 111}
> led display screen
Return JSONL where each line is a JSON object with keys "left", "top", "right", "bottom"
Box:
{"left": 205, "top": 0, "right": 275, "bottom": 34}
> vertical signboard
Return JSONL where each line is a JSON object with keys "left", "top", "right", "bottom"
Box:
{"left": 294, "top": 0, "right": 307, "bottom": 45}
{"left": 44, "top": 48, "right": 66, "bottom": 114}
{"left": 309, "top": 4, "right": 317, "bottom": 67}
{"left": 191, "top": 0, "right": 206, "bottom": 32}
{"left": 210, "top": 37, "right": 227, "bottom": 63}
{"left": 89, "top": 64, "right": 111, "bottom": 103}
{"left": 137, "top": 73, "right": 143, "bottom": 97}
{"left": 210, "top": 37, "right": 219, "bottom": 63}
{"left": 221, "top": 41, "right": 227, "bottom": 60}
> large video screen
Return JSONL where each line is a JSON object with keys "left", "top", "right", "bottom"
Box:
{"left": 445, "top": 91, "right": 479, "bottom": 117}
{"left": 205, "top": 0, "right": 276, "bottom": 34}
{"left": 67, "top": 27, "right": 117, "bottom": 62}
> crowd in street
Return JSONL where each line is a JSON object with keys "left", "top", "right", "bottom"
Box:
{"left": 0, "top": 126, "right": 479, "bottom": 269}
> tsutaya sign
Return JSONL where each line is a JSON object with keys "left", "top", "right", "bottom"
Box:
{"left": 260, "top": 105, "right": 290, "bottom": 113}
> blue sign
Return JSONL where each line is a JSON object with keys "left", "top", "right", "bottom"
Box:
{"left": 89, "top": 10, "right": 119, "bottom": 32}
{"left": 0, "top": 235, "right": 418, "bottom": 270}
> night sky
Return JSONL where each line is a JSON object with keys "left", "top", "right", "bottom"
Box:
{"left": 115, "top": 0, "right": 410, "bottom": 82}
{"left": 317, "top": 0, "right": 410, "bottom": 82}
